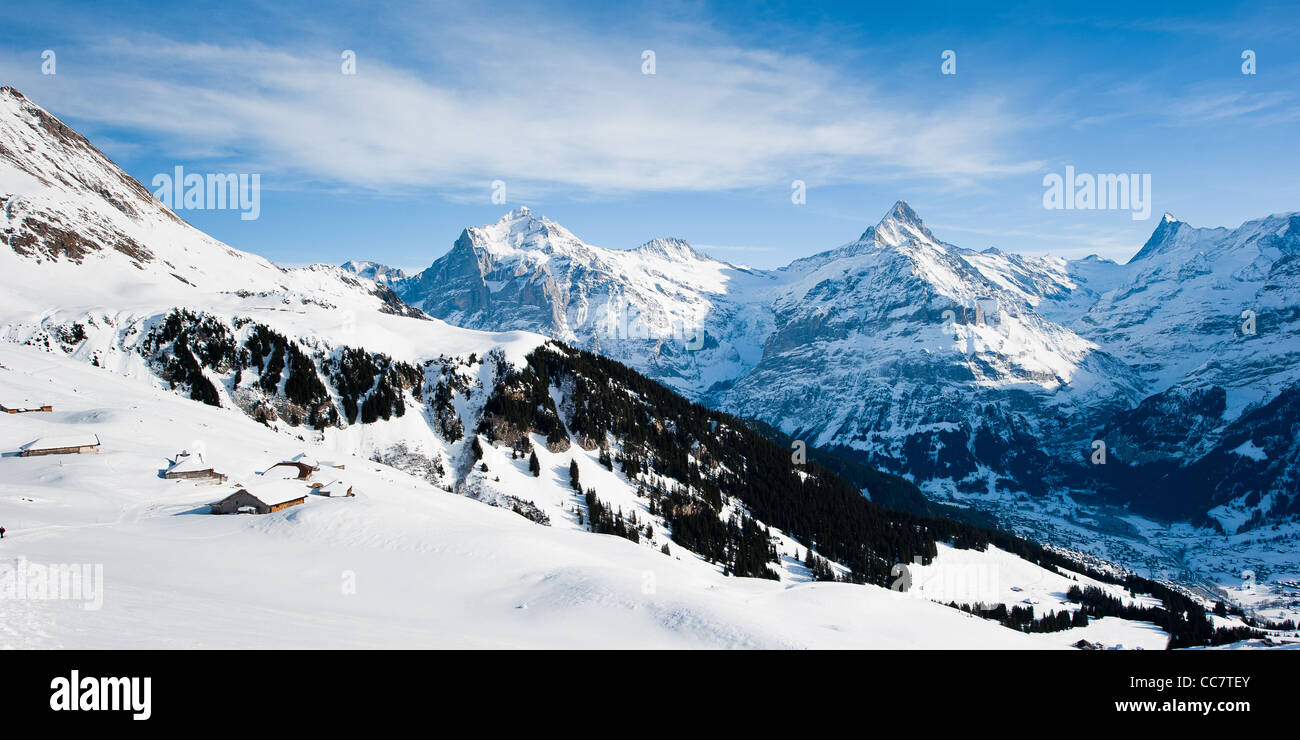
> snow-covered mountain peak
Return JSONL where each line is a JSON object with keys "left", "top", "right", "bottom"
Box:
{"left": 0, "top": 87, "right": 446, "bottom": 328}
{"left": 0, "top": 85, "right": 182, "bottom": 235}
{"left": 461, "top": 206, "right": 589, "bottom": 259}
{"left": 882, "top": 199, "right": 926, "bottom": 228}
{"left": 491, "top": 205, "right": 556, "bottom": 233}
{"left": 0, "top": 86, "right": 291, "bottom": 293}
{"left": 1130, "top": 211, "right": 1193, "bottom": 263}
{"left": 451, "top": 210, "right": 738, "bottom": 276}
{"left": 862, "top": 200, "right": 939, "bottom": 248}
{"left": 340, "top": 260, "right": 408, "bottom": 285}
{"left": 1129, "top": 210, "right": 1300, "bottom": 268}
{"left": 633, "top": 236, "right": 714, "bottom": 263}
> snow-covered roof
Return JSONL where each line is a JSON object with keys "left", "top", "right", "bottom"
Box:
{"left": 166, "top": 452, "right": 211, "bottom": 475}
{"left": 285, "top": 453, "right": 347, "bottom": 468}
{"left": 24, "top": 434, "right": 99, "bottom": 450}
{"left": 315, "top": 479, "right": 353, "bottom": 496}
{"left": 247, "top": 479, "right": 311, "bottom": 506}
{"left": 286, "top": 453, "right": 320, "bottom": 468}
{"left": 263, "top": 465, "right": 307, "bottom": 481}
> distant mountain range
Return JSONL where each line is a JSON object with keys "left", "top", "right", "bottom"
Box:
{"left": 355, "top": 199, "right": 1300, "bottom": 533}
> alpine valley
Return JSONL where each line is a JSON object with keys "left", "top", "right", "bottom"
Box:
{"left": 2, "top": 86, "right": 1296, "bottom": 649}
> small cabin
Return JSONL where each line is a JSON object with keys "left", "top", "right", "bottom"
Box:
{"left": 313, "top": 479, "right": 355, "bottom": 498}
{"left": 164, "top": 451, "right": 227, "bottom": 483}
{"left": 20, "top": 434, "right": 100, "bottom": 457}
{"left": 209, "top": 481, "right": 307, "bottom": 515}
{"left": 1, "top": 399, "right": 52, "bottom": 414}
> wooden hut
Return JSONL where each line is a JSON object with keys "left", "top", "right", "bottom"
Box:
{"left": 20, "top": 434, "right": 100, "bottom": 457}
{"left": 209, "top": 481, "right": 307, "bottom": 515}
{"left": 313, "top": 479, "right": 355, "bottom": 498}
{"left": 164, "top": 452, "right": 227, "bottom": 483}
{"left": 1, "top": 399, "right": 52, "bottom": 414}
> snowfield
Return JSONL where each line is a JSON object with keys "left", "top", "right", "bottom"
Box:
{"left": 0, "top": 344, "right": 1055, "bottom": 649}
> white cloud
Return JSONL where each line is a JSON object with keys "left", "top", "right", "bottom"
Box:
{"left": 1, "top": 16, "right": 1043, "bottom": 199}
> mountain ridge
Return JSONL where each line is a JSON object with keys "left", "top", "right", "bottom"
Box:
{"left": 371, "top": 199, "right": 1299, "bottom": 534}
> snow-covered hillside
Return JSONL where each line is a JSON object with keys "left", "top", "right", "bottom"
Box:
{"left": 0, "top": 344, "right": 1051, "bottom": 649}
{"left": 0, "top": 84, "right": 549, "bottom": 493}
{"left": 4, "top": 344, "right": 1227, "bottom": 650}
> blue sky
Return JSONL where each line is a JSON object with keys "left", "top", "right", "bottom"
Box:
{"left": 3, "top": 0, "right": 1298, "bottom": 270}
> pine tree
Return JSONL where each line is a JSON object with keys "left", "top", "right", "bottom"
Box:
{"left": 529, "top": 450, "right": 540, "bottom": 477}
{"left": 569, "top": 459, "right": 581, "bottom": 490}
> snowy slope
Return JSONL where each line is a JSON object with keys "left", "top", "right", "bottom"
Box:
{"left": 0, "top": 344, "right": 1053, "bottom": 649}
{"left": 0, "top": 85, "right": 553, "bottom": 495}
{"left": 2, "top": 85, "right": 286, "bottom": 295}
{"left": 0, "top": 85, "right": 429, "bottom": 323}
{"left": 5, "top": 342, "right": 1208, "bottom": 649}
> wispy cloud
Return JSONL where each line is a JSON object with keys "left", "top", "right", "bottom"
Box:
{"left": 1167, "top": 90, "right": 1297, "bottom": 123}
{"left": 0, "top": 17, "right": 1043, "bottom": 198}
